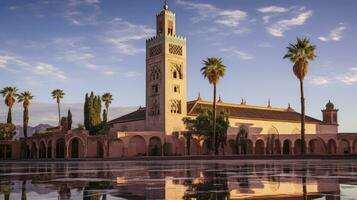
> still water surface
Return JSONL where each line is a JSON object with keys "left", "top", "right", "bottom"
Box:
{"left": 0, "top": 160, "right": 357, "bottom": 200}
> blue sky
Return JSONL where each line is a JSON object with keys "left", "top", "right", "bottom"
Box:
{"left": 0, "top": 0, "right": 356, "bottom": 132}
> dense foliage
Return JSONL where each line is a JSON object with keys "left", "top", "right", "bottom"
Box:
{"left": 67, "top": 109, "right": 72, "bottom": 130}
{"left": 84, "top": 92, "right": 104, "bottom": 134}
{"left": 0, "top": 123, "right": 16, "bottom": 140}
{"left": 183, "top": 107, "right": 229, "bottom": 154}
{"left": 236, "top": 127, "right": 248, "bottom": 154}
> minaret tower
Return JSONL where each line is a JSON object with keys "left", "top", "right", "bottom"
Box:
{"left": 322, "top": 100, "right": 339, "bottom": 125}
{"left": 145, "top": 1, "right": 187, "bottom": 133}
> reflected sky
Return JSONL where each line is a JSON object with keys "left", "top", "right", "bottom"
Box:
{"left": 1, "top": 160, "right": 357, "bottom": 200}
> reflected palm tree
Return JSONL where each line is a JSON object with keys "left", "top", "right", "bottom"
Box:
{"left": 21, "top": 180, "right": 27, "bottom": 200}
{"left": 183, "top": 164, "right": 230, "bottom": 200}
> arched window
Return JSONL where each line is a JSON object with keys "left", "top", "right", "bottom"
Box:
{"left": 173, "top": 71, "right": 177, "bottom": 79}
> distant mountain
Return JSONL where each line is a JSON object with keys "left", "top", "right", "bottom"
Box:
{"left": 15, "top": 124, "right": 53, "bottom": 139}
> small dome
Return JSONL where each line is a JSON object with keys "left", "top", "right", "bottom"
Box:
{"left": 326, "top": 100, "right": 334, "bottom": 110}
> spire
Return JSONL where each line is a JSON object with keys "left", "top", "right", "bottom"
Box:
{"left": 163, "top": 0, "right": 169, "bottom": 10}
{"left": 218, "top": 95, "right": 223, "bottom": 103}
{"left": 197, "top": 92, "right": 202, "bottom": 101}
{"left": 267, "top": 99, "right": 271, "bottom": 108}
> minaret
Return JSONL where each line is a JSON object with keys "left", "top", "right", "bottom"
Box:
{"left": 145, "top": 1, "right": 187, "bottom": 133}
{"left": 322, "top": 100, "right": 339, "bottom": 125}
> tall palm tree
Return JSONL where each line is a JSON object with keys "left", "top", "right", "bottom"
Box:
{"left": 17, "top": 91, "right": 34, "bottom": 139}
{"left": 101, "top": 93, "right": 113, "bottom": 122}
{"left": 0, "top": 86, "right": 18, "bottom": 124}
{"left": 284, "top": 37, "right": 316, "bottom": 154}
{"left": 201, "top": 57, "right": 226, "bottom": 155}
{"left": 51, "top": 89, "right": 65, "bottom": 125}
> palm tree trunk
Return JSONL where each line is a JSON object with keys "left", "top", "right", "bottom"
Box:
{"left": 300, "top": 79, "right": 306, "bottom": 154}
{"left": 57, "top": 100, "right": 61, "bottom": 126}
{"left": 23, "top": 108, "right": 28, "bottom": 138}
{"left": 21, "top": 180, "right": 27, "bottom": 200}
{"left": 187, "top": 133, "right": 191, "bottom": 156}
{"left": 7, "top": 107, "right": 12, "bottom": 124}
{"left": 213, "top": 84, "right": 217, "bottom": 155}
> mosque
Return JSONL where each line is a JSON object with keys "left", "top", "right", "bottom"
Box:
{"left": 1, "top": 1, "right": 357, "bottom": 160}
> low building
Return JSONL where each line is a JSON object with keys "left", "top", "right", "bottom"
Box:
{"left": 1, "top": 1, "right": 356, "bottom": 160}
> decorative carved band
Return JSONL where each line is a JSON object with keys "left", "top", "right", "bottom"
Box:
{"left": 169, "top": 44, "right": 182, "bottom": 56}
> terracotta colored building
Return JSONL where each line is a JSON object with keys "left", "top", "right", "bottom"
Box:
{"left": 1, "top": 2, "right": 356, "bottom": 160}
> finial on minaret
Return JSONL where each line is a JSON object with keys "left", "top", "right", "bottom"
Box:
{"left": 197, "top": 92, "right": 202, "bottom": 100}
{"left": 218, "top": 95, "right": 223, "bottom": 103}
{"left": 163, "top": 0, "right": 169, "bottom": 10}
{"left": 267, "top": 99, "right": 271, "bottom": 108}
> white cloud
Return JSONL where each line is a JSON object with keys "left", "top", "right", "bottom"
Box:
{"left": 337, "top": 68, "right": 357, "bottom": 85}
{"left": 0, "top": 55, "right": 12, "bottom": 68}
{"left": 105, "top": 18, "right": 155, "bottom": 55}
{"left": 34, "top": 63, "right": 67, "bottom": 80}
{"left": 309, "top": 76, "right": 329, "bottom": 86}
{"left": 176, "top": 0, "right": 248, "bottom": 28}
{"left": 65, "top": 0, "right": 101, "bottom": 25}
{"left": 318, "top": 24, "right": 346, "bottom": 42}
{"left": 215, "top": 10, "right": 247, "bottom": 27}
{"left": 267, "top": 10, "right": 313, "bottom": 37}
{"left": 103, "top": 70, "right": 115, "bottom": 75}
{"left": 258, "top": 42, "right": 273, "bottom": 48}
{"left": 257, "top": 6, "right": 289, "bottom": 13}
{"left": 0, "top": 53, "right": 66, "bottom": 80}
{"left": 220, "top": 48, "right": 254, "bottom": 60}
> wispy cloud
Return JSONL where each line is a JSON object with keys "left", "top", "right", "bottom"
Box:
{"left": 258, "top": 42, "right": 273, "bottom": 48}
{"left": 64, "top": 0, "right": 101, "bottom": 25}
{"left": 104, "top": 18, "right": 155, "bottom": 55}
{"left": 337, "top": 68, "right": 357, "bottom": 85}
{"left": 0, "top": 53, "right": 66, "bottom": 80}
{"left": 267, "top": 10, "right": 313, "bottom": 37}
{"left": 318, "top": 24, "right": 346, "bottom": 42}
{"left": 257, "top": 6, "right": 289, "bottom": 13}
{"left": 220, "top": 48, "right": 254, "bottom": 60}
{"left": 176, "top": 0, "right": 248, "bottom": 28}
{"left": 309, "top": 76, "right": 329, "bottom": 86}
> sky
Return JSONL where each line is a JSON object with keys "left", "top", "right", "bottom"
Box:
{"left": 0, "top": 0, "right": 356, "bottom": 132}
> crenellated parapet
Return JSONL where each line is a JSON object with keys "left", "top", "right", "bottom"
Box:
{"left": 146, "top": 34, "right": 186, "bottom": 47}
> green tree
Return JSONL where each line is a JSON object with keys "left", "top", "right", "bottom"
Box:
{"left": 201, "top": 57, "right": 226, "bottom": 155}
{"left": 84, "top": 92, "right": 103, "bottom": 134}
{"left": 17, "top": 91, "right": 34, "bottom": 138}
{"left": 284, "top": 37, "right": 316, "bottom": 154}
{"left": 183, "top": 107, "right": 229, "bottom": 154}
{"left": 0, "top": 123, "right": 16, "bottom": 140}
{"left": 216, "top": 111, "right": 229, "bottom": 154}
{"left": 236, "top": 127, "right": 248, "bottom": 154}
{"left": 101, "top": 93, "right": 113, "bottom": 123}
{"left": 0, "top": 86, "right": 18, "bottom": 124}
{"left": 182, "top": 117, "right": 196, "bottom": 155}
{"left": 51, "top": 89, "right": 65, "bottom": 125}
{"left": 67, "top": 109, "right": 72, "bottom": 130}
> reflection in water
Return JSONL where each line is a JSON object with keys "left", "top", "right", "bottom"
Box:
{"left": 0, "top": 160, "right": 357, "bottom": 199}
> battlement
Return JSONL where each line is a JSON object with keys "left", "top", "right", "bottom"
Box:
{"left": 146, "top": 34, "right": 186, "bottom": 46}
{"left": 157, "top": 10, "right": 175, "bottom": 17}
{"left": 146, "top": 34, "right": 186, "bottom": 43}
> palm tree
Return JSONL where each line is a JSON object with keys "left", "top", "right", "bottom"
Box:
{"left": 284, "top": 37, "right": 316, "bottom": 154}
{"left": 0, "top": 86, "right": 18, "bottom": 124}
{"left": 51, "top": 89, "right": 65, "bottom": 125}
{"left": 201, "top": 57, "right": 226, "bottom": 155}
{"left": 101, "top": 93, "right": 113, "bottom": 122}
{"left": 17, "top": 91, "right": 34, "bottom": 139}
